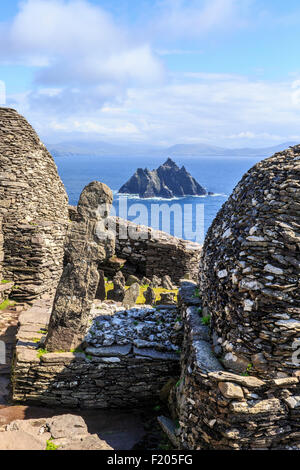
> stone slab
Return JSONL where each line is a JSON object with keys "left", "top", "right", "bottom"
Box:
{"left": 193, "top": 340, "right": 223, "bottom": 373}
{"left": 133, "top": 347, "right": 179, "bottom": 361}
{"left": 85, "top": 344, "right": 132, "bottom": 357}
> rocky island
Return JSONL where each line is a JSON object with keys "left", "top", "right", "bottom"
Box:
{"left": 119, "top": 158, "right": 209, "bottom": 198}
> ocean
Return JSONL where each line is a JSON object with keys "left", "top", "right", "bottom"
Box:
{"left": 54, "top": 155, "right": 263, "bottom": 244}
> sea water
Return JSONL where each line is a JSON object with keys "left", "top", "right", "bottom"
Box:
{"left": 54, "top": 155, "right": 262, "bottom": 243}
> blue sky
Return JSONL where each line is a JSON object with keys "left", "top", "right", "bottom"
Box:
{"left": 1, "top": 0, "right": 300, "bottom": 147}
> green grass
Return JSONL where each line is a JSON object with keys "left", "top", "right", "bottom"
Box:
{"left": 70, "top": 348, "right": 84, "bottom": 353}
{"left": 241, "top": 363, "right": 253, "bottom": 377}
{"left": 176, "top": 379, "right": 182, "bottom": 388}
{"left": 201, "top": 315, "right": 211, "bottom": 326}
{"left": 32, "top": 338, "right": 41, "bottom": 344}
{"left": 0, "top": 280, "right": 11, "bottom": 284}
{"left": 46, "top": 440, "right": 59, "bottom": 451}
{"left": 37, "top": 348, "right": 49, "bottom": 358}
{"left": 193, "top": 288, "right": 200, "bottom": 298}
{"left": 0, "top": 299, "right": 15, "bottom": 310}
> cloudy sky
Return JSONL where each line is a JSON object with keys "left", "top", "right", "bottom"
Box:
{"left": 1, "top": 0, "right": 300, "bottom": 147}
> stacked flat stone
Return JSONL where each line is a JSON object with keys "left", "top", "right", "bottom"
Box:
{"left": 200, "top": 145, "right": 300, "bottom": 379}
{"left": 13, "top": 301, "right": 181, "bottom": 409}
{"left": 0, "top": 108, "right": 69, "bottom": 301}
{"left": 176, "top": 146, "right": 300, "bottom": 450}
{"left": 104, "top": 216, "right": 201, "bottom": 284}
{"left": 177, "top": 282, "right": 300, "bottom": 450}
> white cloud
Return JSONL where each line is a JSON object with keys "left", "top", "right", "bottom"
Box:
{"left": 10, "top": 72, "right": 300, "bottom": 147}
{"left": 2, "top": 0, "right": 300, "bottom": 148}
{"left": 0, "top": 0, "right": 164, "bottom": 98}
{"left": 150, "top": 0, "right": 248, "bottom": 39}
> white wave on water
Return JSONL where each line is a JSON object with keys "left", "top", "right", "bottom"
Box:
{"left": 114, "top": 192, "right": 228, "bottom": 201}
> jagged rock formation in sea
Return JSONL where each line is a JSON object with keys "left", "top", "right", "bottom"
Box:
{"left": 0, "top": 107, "right": 69, "bottom": 301}
{"left": 119, "top": 158, "right": 208, "bottom": 198}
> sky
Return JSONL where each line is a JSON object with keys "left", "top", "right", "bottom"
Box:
{"left": 1, "top": 0, "right": 300, "bottom": 147}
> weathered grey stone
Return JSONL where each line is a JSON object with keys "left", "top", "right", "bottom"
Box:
{"left": 123, "top": 283, "right": 140, "bottom": 308}
{"left": 209, "top": 371, "right": 265, "bottom": 389}
{"left": 47, "top": 414, "right": 88, "bottom": 439}
{"left": 107, "top": 271, "right": 125, "bottom": 302}
{"left": 143, "top": 286, "right": 156, "bottom": 305}
{"left": 40, "top": 352, "right": 86, "bottom": 363}
{"left": 159, "top": 292, "right": 176, "bottom": 305}
{"left": 85, "top": 344, "right": 132, "bottom": 357}
{"left": 218, "top": 382, "right": 244, "bottom": 400}
{"left": 45, "top": 182, "right": 114, "bottom": 352}
{"left": 151, "top": 275, "right": 161, "bottom": 288}
{"left": 59, "top": 434, "right": 113, "bottom": 450}
{"left": 200, "top": 145, "right": 300, "bottom": 380}
{"left": 95, "top": 270, "right": 106, "bottom": 301}
{"left": 193, "top": 340, "right": 223, "bottom": 373}
{"left": 0, "top": 108, "right": 69, "bottom": 302}
{"left": 162, "top": 275, "right": 174, "bottom": 290}
{"left": 126, "top": 275, "right": 140, "bottom": 286}
{"left": 157, "top": 416, "right": 179, "bottom": 448}
{"left": 134, "top": 347, "right": 179, "bottom": 361}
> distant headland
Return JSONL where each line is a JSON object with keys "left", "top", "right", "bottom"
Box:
{"left": 119, "top": 158, "right": 210, "bottom": 198}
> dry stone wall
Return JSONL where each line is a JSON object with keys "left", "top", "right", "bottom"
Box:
{"left": 0, "top": 217, "right": 13, "bottom": 302}
{"left": 13, "top": 299, "right": 181, "bottom": 409}
{"left": 0, "top": 108, "right": 69, "bottom": 301}
{"left": 104, "top": 216, "right": 201, "bottom": 284}
{"left": 176, "top": 282, "right": 300, "bottom": 450}
{"left": 69, "top": 209, "right": 201, "bottom": 284}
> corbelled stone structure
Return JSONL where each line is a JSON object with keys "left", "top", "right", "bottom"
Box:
{"left": 45, "top": 182, "right": 115, "bottom": 352}
{"left": 176, "top": 146, "right": 300, "bottom": 450}
{"left": 200, "top": 145, "right": 300, "bottom": 379}
{"left": 0, "top": 107, "right": 69, "bottom": 301}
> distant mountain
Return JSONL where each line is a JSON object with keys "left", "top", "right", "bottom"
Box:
{"left": 162, "top": 142, "right": 299, "bottom": 157}
{"left": 119, "top": 158, "right": 208, "bottom": 199}
{"left": 47, "top": 140, "right": 299, "bottom": 158}
{"left": 47, "top": 141, "right": 159, "bottom": 158}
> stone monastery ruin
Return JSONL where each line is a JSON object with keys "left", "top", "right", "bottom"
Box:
{"left": 1, "top": 108, "right": 300, "bottom": 450}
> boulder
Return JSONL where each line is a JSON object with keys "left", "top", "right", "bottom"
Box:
{"left": 95, "top": 270, "right": 106, "bottom": 301}
{"left": 151, "top": 275, "right": 161, "bottom": 288}
{"left": 45, "top": 182, "right": 115, "bottom": 352}
{"left": 123, "top": 283, "right": 140, "bottom": 308}
{"left": 126, "top": 275, "right": 140, "bottom": 286}
{"left": 141, "top": 277, "right": 151, "bottom": 286}
{"left": 162, "top": 275, "right": 174, "bottom": 290}
{"left": 107, "top": 272, "right": 125, "bottom": 302}
{"left": 158, "top": 292, "right": 176, "bottom": 305}
{"left": 144, "top": 287, "right": 156, "bottom": 305}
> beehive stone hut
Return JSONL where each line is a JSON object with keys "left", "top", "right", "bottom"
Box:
{"left": 0, "top": 107, "right": 69, "bottom": 301}
{"left": 200, "top": 145, "right": 300, "bottom": 379}
{"left": 176, "top": 146, "right": 300, "bottom": 450}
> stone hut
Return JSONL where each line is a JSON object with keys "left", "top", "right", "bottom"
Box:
{"left": 0, "top": 108, "right": 69, "bottom": 301}
{"left": 176, "top": 146, "right": 300, "bottom": 450}
{"left": 200, "top": 145, "right": 300, "bottom": 379}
